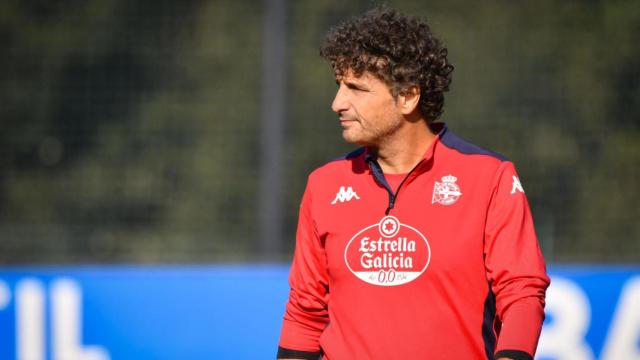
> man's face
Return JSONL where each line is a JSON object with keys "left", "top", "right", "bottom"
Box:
{"left": 331, "top": 70, "right": 404, "bottom": 146}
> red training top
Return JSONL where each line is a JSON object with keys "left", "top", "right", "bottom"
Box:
{"left": 278, "top": 124, "right": 549, "bottom": 360}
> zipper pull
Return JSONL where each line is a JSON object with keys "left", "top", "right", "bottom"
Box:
{"left": 385, "top": 195, "right": 396, "bottom": 215}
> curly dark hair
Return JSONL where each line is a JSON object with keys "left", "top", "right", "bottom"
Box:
{"left": 320, "top": 7, "right": 454, "bottom": 122}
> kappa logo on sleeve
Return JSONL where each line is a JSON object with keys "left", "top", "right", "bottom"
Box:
{"left": 510, "top": 176, "right": 524, "bottom": 194}
{"left": 331, "top": 186, "right": 360, "bottom": 205}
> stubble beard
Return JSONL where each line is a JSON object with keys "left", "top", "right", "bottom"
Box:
{"left": 342, "top": 118, "right": 404, "bottom": 147}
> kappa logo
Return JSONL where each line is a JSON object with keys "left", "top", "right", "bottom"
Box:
{"left": 432, "top": 174, "right": 462, "bottom": 205}
{"left": 331, "top": 186, "right": 360, "bottom": 205}
{"left": 510, "top": 175, "right": 524, "bottom": 194}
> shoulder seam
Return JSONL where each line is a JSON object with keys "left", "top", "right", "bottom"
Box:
{"left": 307, "top": 147, "right": 365, "bottom": 178}
{"left": 327, "top": 147, "right": 366, "bottom": 163}
{"left": 439, "top": 130, "right": 509, "bottom": 162}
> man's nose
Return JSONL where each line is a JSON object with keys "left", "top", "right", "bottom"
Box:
{"left": 331, "top": 85, "right": 348, "bottom": 114}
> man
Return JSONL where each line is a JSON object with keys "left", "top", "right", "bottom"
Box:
{"left": 278, "top": 7, "right": 549, "bottom": 360}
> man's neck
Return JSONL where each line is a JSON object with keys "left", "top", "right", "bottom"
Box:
{"left": 372, "top": 119, "right": 436, "bottom": 174}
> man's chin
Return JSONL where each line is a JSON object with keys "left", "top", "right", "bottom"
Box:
{"left": 341, "top": 131, "right": 358, "bottom": 144}
{"left": 342, "top": 132, "right": 368, "bottom": 146}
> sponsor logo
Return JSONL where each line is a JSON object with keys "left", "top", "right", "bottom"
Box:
{"left": 331, "top": 186, "right": 360, "bottom": 205}
{"left": 510, "top": 175, "right": 524, "bottom": 194}
{"left": 344, "top": 216, "right": 431, "bottom": 286}
{"left": 432, "top": 174, "right": 462, "bottom": 205}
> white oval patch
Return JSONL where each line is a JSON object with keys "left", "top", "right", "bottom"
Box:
{"left": 344, "top": 216, "right": 431, "bottom": 286}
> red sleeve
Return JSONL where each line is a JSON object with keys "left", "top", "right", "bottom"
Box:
{"left": 278, "top": 177, "right": 329, "bottom": 355}
{"left": 484, "top": 162, "right": 550, "bottom": 359}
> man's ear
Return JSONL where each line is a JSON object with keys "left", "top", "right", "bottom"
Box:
{"left": 397, "top": 86, "right": 421, "bottom": 115}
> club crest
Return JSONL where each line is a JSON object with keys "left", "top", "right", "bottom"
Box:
{"left": 432, "top": 174, "right": 462, "bottom": 205}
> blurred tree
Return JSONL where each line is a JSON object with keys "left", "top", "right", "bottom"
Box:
{"left": 0, "top": 0, "right": 637, "bottom": 263}
{"left": 0, "top": 0, "right": 262, "bottom": 262}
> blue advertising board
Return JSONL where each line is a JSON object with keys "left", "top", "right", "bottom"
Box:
{"left": 0, "top": 265, "right": 638, "bottom": 359}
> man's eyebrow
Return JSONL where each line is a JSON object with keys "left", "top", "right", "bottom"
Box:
{"left": 342, "top": 78, "right": 366, "bottom": 88}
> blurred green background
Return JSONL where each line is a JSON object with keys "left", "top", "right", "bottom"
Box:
{"left": 1, "top": 0, "right": 638, "bottom": 263}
